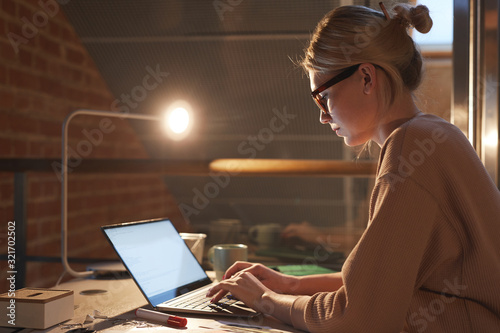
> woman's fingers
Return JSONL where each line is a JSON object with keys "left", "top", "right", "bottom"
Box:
{"left": 206, "top": 262, "right": 252, "bottom": 303}
{"left": 207, "top": 287, "right": 228, "bottom": 303}
{"left": 205, "top": 272, "right": 268, "bottom": 311}
{"left": 224, "top": 261, "right": 253, "bottom": 279}
{"left": 206, "top": 275, "right": 242, "bottom": 302}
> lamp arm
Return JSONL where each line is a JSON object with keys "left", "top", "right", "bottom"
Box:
{"left": 61, "top": 109, "right": 162, "bottom": 278}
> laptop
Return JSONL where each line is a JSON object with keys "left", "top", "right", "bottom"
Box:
{"left": 101, "top": 218, "right": 258, "bottom": 318}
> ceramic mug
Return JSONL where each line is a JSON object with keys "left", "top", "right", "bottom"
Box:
{"left": 208, "top": 244, "right": 248, "bottom": 281}
{"left": 180, "top": 233, "right": 207, "bottom": 264}
{"left": 209, "top": 219, "right": 242, "bottom": 244}
{"left": 248, "top": 223, "right": 282, "bottom": 249}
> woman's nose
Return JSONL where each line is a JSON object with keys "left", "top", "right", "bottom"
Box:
{"left": 319, "top": 111, "right": 332, "bottom": 124}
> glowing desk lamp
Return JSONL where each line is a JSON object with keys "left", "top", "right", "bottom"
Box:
{"left": 61, "top": 105, "right": 191, "bottom": 278}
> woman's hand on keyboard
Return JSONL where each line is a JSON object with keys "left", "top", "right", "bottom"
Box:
{"left": 206, "top": 262, "right": 301, "bottom": 323}
{"left": 206, "top": 262, "right": 298, "bottom": 310}
{"left": 207, "top": 269, "right": 268, "bottom": 309}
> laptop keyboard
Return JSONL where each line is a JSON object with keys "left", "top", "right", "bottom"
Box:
{"left": 168, "top": 288, "right": 239, "bottom": 313}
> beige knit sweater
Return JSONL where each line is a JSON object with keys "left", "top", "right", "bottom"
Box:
{"left": 291, "top": 114, "right": 500, "bottom": 332}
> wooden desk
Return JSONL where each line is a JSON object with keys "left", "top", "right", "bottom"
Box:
{"left": 4, "top": 274, "right": 301, "bottom": 333}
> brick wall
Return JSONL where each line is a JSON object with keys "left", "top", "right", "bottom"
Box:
{"left": 0, "top": 0, "right": 190, "bottom": 291}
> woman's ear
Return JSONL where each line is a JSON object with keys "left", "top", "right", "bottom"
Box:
{"left": 359, "top": 63, "right": 377, "bottom": 95}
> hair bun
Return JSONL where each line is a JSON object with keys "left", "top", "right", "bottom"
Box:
{"left": 393, "top": 4, "right": 433, "bottom": 34}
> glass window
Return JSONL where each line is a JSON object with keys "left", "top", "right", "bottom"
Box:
{"left": 413, "top": 0, "right": 453, "bottom": 50}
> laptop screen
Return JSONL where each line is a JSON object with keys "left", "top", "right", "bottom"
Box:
{"left": 102, "top": 218, "right": 210, "bottom": 307}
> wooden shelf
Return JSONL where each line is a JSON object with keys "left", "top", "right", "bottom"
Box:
{"left": 210, "top": 159, "right": 377, "bottom": 177}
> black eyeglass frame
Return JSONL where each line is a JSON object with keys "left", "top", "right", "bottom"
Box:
{"left": 310, "top": 64, "right": 361, "bottom": 115}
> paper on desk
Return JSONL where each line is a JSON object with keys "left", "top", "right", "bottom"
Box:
{"left": 103, "top": 327, "right": 280, "bottom": 333}
{"left": 102, "top": 327, "right": 231, "bottom": 333}
{"left": 217, "top": 320, "right": 278, "bottom": 331}
{"left": 98, "top": 316, "right": 236, "bottom": 333}
{"left": 100, "top": 317, "right": 288, "bottom": 333}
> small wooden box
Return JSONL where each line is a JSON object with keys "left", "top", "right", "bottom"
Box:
{"left": 0, "top": 288, "right": 74, "bottom": 329}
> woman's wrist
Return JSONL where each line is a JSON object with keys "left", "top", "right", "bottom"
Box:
{"left": 273, "top": 273, "right": 327, "bottom": 295}
{"left": 259, "top": 290, "right": 299, "bottom": 324}
{"left": 274, "top": 273, "right": 301, "bottom": 295}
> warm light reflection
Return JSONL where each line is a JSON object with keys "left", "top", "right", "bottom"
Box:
{"left": 163, "top": 100, "right": 193, "bottom": 140}
{"left": 169, "top": 107, "right": 190, "bottom": 133}
{"left": 484, "top": 130, "right": 498, "bottom": 147}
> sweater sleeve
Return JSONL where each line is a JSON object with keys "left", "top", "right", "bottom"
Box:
{"left": 299, "top": 176, "right": 441, "bottom": 332}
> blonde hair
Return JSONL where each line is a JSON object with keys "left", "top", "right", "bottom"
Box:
{"left": 301, "top": 3, "right": 433, "bottom": 106}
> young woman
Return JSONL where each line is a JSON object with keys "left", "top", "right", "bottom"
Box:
{"left": 206, "top": 3, "right": 500, "bottom": 332}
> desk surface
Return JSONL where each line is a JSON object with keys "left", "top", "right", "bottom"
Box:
{"left": 5, "top": 274, "right": 301, "bottom": 333}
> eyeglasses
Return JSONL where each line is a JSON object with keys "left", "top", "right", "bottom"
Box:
{"left": 311, "top": 64, "right": 361, "bottom": 116}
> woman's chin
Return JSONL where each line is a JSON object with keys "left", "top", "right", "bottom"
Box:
{"left": 343, "top": 136, "right": 368, "bottom": 147}
{"left": 344, "top": 138, "right": 356, "bottom": 146}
